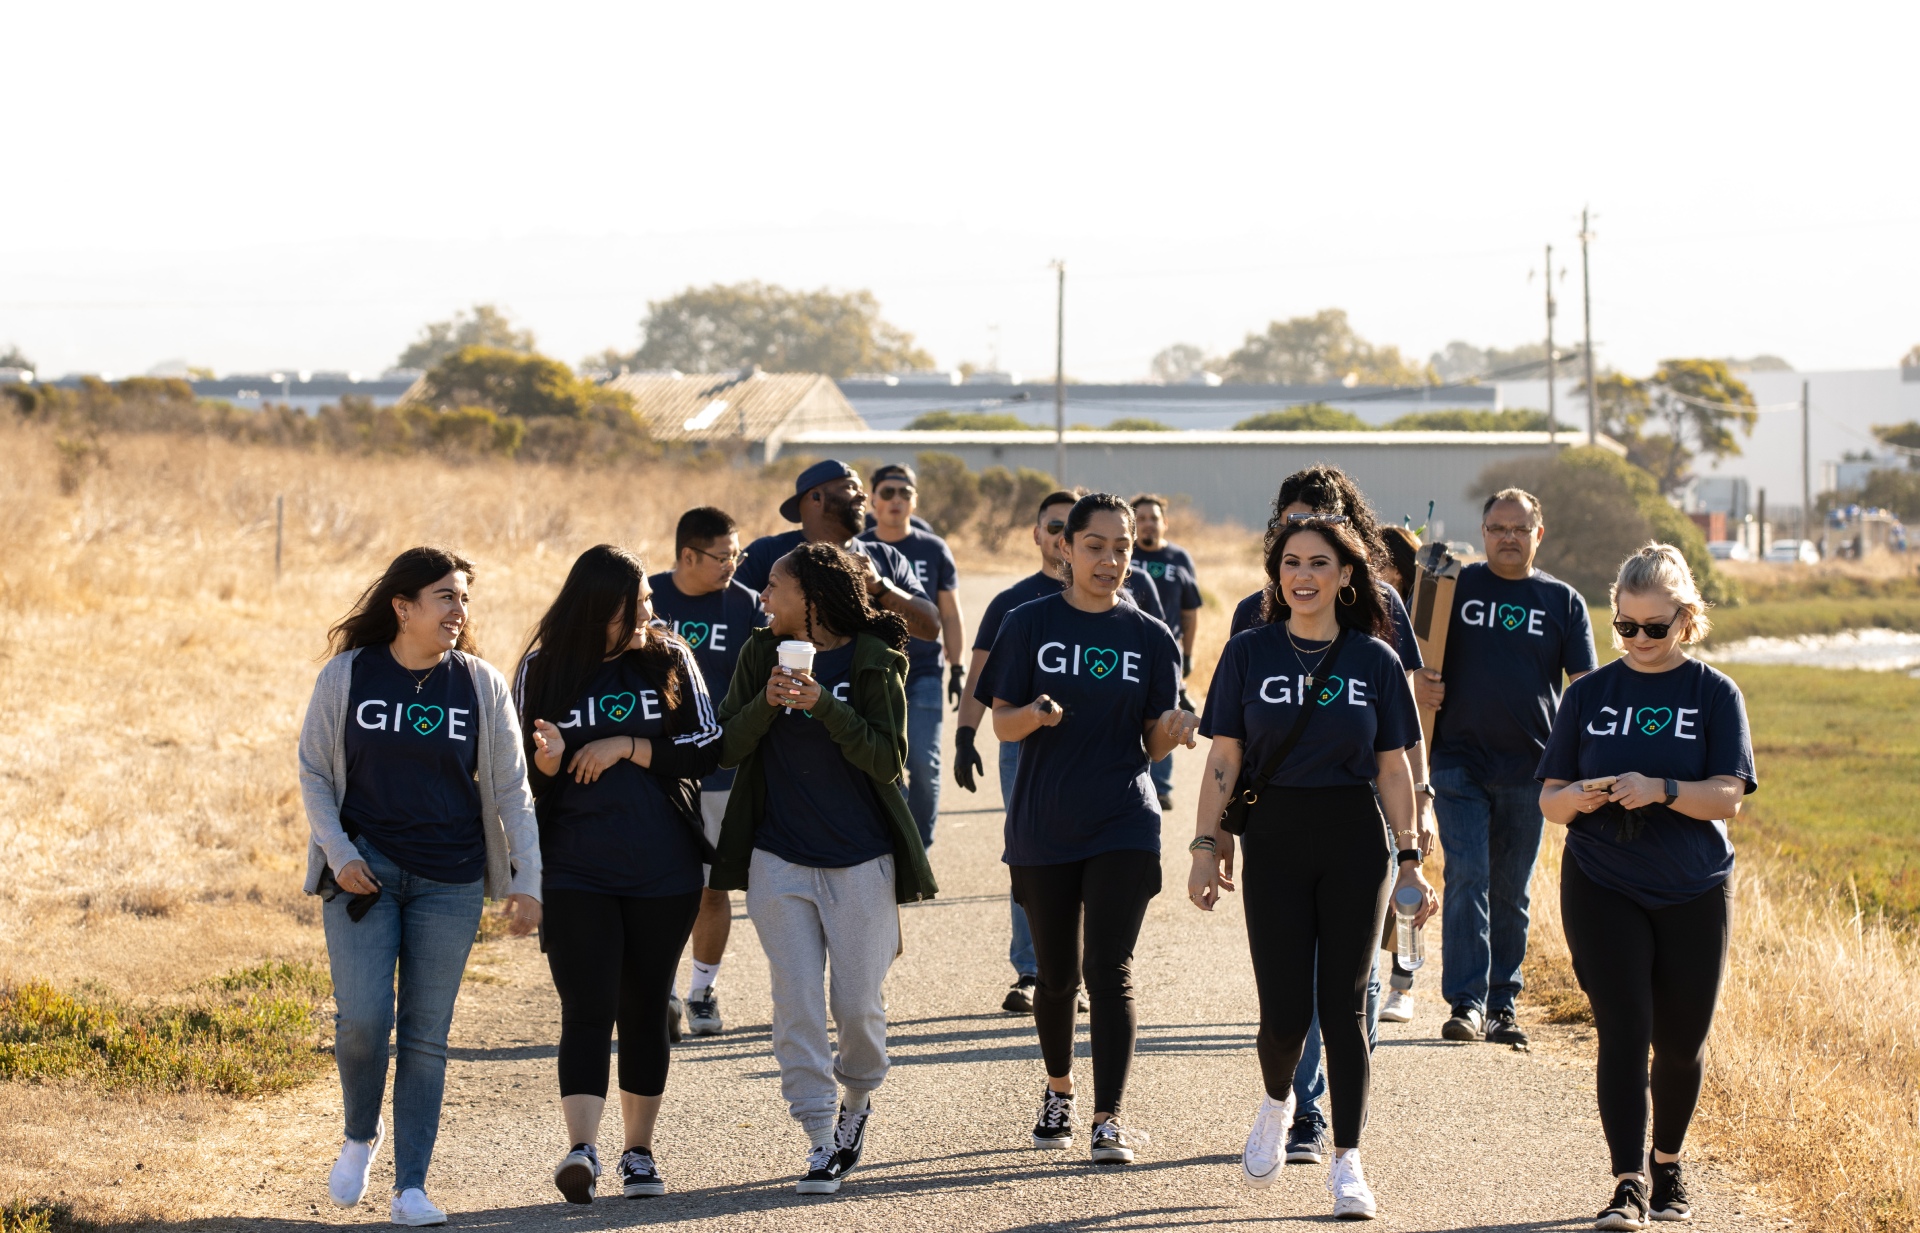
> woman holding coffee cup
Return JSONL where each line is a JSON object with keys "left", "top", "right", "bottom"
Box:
{"left": 707, "top": 542, "right": 937, "bottom": 1197}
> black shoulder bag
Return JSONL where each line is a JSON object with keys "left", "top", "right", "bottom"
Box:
{"left": 1217, "top": 627, "right": 1347, "bottom": 836}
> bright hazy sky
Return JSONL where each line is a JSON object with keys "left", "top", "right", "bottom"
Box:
{"left": 6, "top": 1, "right": 1916, "bottom": 381}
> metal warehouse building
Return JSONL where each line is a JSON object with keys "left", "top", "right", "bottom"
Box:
{"left": 777, "top": 429, "right": 1618, "bottom": 542}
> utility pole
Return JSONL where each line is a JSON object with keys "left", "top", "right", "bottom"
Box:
{"left": 1801, "top": 379, "right": 1813, "bottom": 550}
{"left": 1580, "top": 207, "right": 1597, "bottom": 446}
{"left": 274, "top": 494, "right": 284, "bottom": 581}
{"left": 1544, "top": 244, "right": 1558, "bottom": 450}
{"left": 1051, "top": 259, "right": 1066, "bottom": 484}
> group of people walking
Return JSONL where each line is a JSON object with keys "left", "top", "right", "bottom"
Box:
{"left": 298, "top": 455, "right": 1754, "bottom": 1229}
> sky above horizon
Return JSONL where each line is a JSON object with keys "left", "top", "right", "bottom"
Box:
{"left": 5, "top": 1, "right": 1916, "bottom": 382}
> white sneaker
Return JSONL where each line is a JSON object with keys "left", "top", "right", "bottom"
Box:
{"left": 1378, "top": 988, "right": 1415, "bottom": 1023}
{"left": 1241, "top": 1092, "right": 1296, "bottom": 1188}
{"left": 389, "top": 1188, "right": 448, "bottom": 1227}
{"left": 327, "top": 1119, "right": 384, "bottom": 1208}
{"left": 1328, "top": 1150, "right": 1378, "bottom": 1219}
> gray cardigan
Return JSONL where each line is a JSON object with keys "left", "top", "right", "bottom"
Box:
{"left": 298, "top": 647, "right": 543, "bottom": 900}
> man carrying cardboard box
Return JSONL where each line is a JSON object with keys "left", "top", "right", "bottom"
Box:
{"left": 1413, "top": 488, "right": 1597, "bottom": 1047}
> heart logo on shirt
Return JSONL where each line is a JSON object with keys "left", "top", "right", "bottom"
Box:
{"left": 1144, "top": 561, "right": 1166, "bottom": 579}
{"left": 1316, "top": 674, "right": 1346, "bottom": 706}
{"left": 407, "top": 704, "right": 444, "bottom": 735}
{"left": 1084, "top": 647, "right": 1119, "bottom": 679}
{"left": 1497, "top": 603, "right": 1527, "bottom": 631}
{"left": 601, "top": 692, "right": 637, "bottom": 722}
{"left": 1638, "top": 707, "right": 1674, "bottom": 735}
{"left": 678, "top": 622, "right": 709, "bottom": 649}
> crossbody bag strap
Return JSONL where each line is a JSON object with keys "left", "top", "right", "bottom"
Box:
{"left": 1238, "top": 626, "right": 1347, "bottom": 803}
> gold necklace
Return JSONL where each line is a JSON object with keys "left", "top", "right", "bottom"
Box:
{"left": 400, "top": 656, "right": 439, "bottom": 694}
{"left": 1283, "top": 619, "right": 1335, "bottom": 689}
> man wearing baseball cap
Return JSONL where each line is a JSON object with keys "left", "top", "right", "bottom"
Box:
{"left": 735, "top": 459, "right": 940, "bottom": 643}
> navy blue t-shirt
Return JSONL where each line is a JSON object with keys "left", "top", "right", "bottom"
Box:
{"left": 340, "top": 648, "right": 485, "bottom": 884}
{"left": 736, "top": 530, "right": 930, "bottom": 607}
{"left": 1202, "top": 625, "right": 1420, "bottom": 788}
{"left": 1230, "top": 583, "right": 1424, "bottom": 673}
{"left": 973, "top": 571, "right": 1165, "bottom": 654}
{"left": 858, "top": 526, "right": 958, "bottom": 680}
{"left": 755, "top": 641, "right": 895, "bottom": 869}
{"left": 648, "top": 571, "right": 766, "bottom": 792}
{"left": 536, "top": 655, "right": 706, "bottom": 897}
{"left": 977, "top": 595, "right": 1180, "bottom": 864}
{"left": 1133, "top": 544, "right": 1202, "bottom": 638}
{"left": 1433, "top": 564, "right": 1598, "bottom": 784}
{"left": 1125, "top": 565, "right": 1169, "bottom": 625}
{"left": 1537, "top": 657, "right": 1756, "bottom": 909}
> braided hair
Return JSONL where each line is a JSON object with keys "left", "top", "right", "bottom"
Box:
{"left": 782, "top": 542, "right": 911, "bottom": 654}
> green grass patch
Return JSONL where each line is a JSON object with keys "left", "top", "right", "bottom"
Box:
{"left": 1, "top": 1199, "right": 86, "bottom": 1233}
{"left": 1587, "top": 598, "right": 1920, "bottom": 648}
{"left": 0, "top": 960, "right": 332, "bottom": 1095}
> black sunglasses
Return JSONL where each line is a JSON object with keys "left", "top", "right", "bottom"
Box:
{"left": 1041, "top": 519, "right": 1068, "bottom": 535}
{"left": 875, "top": 484, "right": 916, "bottom": 500}
{"left": 1612, "top": 609, "right": 1683, "bottom": 641}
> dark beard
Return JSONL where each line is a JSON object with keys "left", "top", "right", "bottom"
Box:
{"left": 823, "top": 492, "right": 863, "bottom": 540}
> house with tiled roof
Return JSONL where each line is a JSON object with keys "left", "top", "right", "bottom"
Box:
{"left": 605, "top": 365, "right": 866, "bottom": 459}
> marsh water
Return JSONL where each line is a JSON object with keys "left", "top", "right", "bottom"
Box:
{"left": 1703, "top": 627, "right": 1920, "bottom": 675}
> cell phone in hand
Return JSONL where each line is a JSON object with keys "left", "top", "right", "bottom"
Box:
{"left": 1036, "top": 698, "right": 1059, "bottom": 715}
{"left": 1580, "top": 776, "right": 1619, "bottom": 793}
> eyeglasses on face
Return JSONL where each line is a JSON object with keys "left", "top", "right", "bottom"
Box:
{"left": 691, "top": 545, "right": 744, "bottom": 565}
{"left": 1483, "top": 523, "right": 1538, "bottom": 540}
{"left": 1611, "top": 609, "right": 1683, "bottom": 640}
{"left": 875, "top": 484, "right": 916, "bottom": 500}
{"left": 1285, "top": 512, "right": 1349, "bottom": 525}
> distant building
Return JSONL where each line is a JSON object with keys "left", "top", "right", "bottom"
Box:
{"left": 0, "top": 367, "right": 31, "bottom": 385}
{"left": 606, "top": 366, "right": 867, "bottom": 460}
{"left": 40, "top": 370, "right": 422, "bottom": 413}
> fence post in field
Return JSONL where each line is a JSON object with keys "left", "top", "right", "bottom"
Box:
{"left": 275, "top": 495, "right": 284, "bottom": 581}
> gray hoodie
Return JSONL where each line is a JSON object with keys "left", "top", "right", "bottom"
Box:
{"left": 298, "top": 647, "right": 542, "bottom": 900}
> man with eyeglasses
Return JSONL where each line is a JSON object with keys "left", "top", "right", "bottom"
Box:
{"left": 858, "top": 463, "right": 965, "bottom": 849}
{"left": 649, "top": 506, "right": 769, "bottom": 1036}
{"left": 1413, "top": 487, "right": 1596, "bottom": 1047}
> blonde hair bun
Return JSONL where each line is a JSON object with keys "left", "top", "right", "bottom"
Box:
{"left": 1610, "top": 542, "right": 1711, "bottom": 645}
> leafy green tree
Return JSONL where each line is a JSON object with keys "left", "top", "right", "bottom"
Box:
{"left": 1220, "top": 309, "right": 1432, "bottom": 386}
{"left": 1857, "top": 469, "right": 1920, "bottom": 521}
{"left": 1428, "top": 341, "right": 1556, "bottom": 382}
{"left": 624, "top": 282, "right": 934, "bottom": 378}
{"left": 397, "top": 305, "right": 536, "bottom": 370}
{"left": 976, "top": 466, "right": 1058, "bottom": 551}
{"left": 1387, "top": 408, "right": 1551, "bottom": 432}
{"left": 1103, "top": 417, "right": 1174, "bottom": 431}
{"left": 907, "top": 409, "right": 1031, "bottom": 430}
{"left": 0, "top": 344, "right": 34, "bottom": 371}
{"left": 1642, "top": 359, "right": 1758, "bottom": 495}
{"left": 1150, "top": 343, "right": 1212, "bottom": 384}
{"left": 1234, "top": 403, "right": 1370, "bottom": 431}
{"left": 418, "top": 346, "right": 633, "bottom": 421}
{"left": 913, "top": 452, "right": 981, "bottom": 536}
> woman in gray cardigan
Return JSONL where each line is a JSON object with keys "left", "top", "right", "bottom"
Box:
{"left": 298, "top": 546, "right": 542, "bottom": 1227}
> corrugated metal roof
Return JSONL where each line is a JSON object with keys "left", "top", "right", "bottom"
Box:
{"left": 788, "top": 429, "right": 1623, "bottom": 450}
{"left": 606, "top": 369, "right": 867, "bottom": 444}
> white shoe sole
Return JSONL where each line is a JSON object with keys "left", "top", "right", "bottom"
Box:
{"left": 623, "top": 1181, "right": 666, "bottom": 1198}
{"left": 1596, "top": 1214, "right": 1648, "bottom": 1231}
{"left": 1377, "top": 1008, "right": 1413, "bottom": 1023}
{"left": 1091, "top": 1147, "right": 1134, "bottom": 1165}
{"left": 389, "top": 1206, "right": 447, "bottom": 1227}
{"left": 1241, "top": 1158, "right": 1282, "bottom": 1188}
{"left": 1649, "top": 1210, "right": 1690, "bottom": 1222}
{"left": 1287, "top": 1147, "right": 1325, "bottom": 1164}
{"left": 796, "top": 1178, "right": 841, "bottom": 1195}
{"left": 687, "top": 1020, "right": 724, "bottom": 1036}
{"left": 1032, "top": 1134, "right": 1072, "bottom": 1150}
{"left": 554, "top": 1161, "right": 597, "bottom": 1205}
{"left": 328, "top": 1123, "right": 385, "bottom": 1208}
{"left": 1334, "top": 1202, "right": 1378, "bottom": 1220}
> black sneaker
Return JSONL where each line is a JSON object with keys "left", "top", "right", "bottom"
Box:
{"left": 1442, "top": 1004, "right": 1486, "bottom": 1042}
{"left": 1003, "top": 976, "right": 1037, "bottom": 1014}
{"left": 666, "top": 993, "right": 683, "bottom": 1044}
{"left": 618, "top": 1148, "right": 664, "bottom": 1198}
{"left": 1157, "top": 793, "right": 1175, "bottom": 811}
{"left": 1284, "top": 1117, "right": 1328, "bottom": 1164}
{"left": 796, "top": 1143, "right": 847, "bottom": 1195}
{"left": 832, "top": 1103, "right": 872, "bottom": 1176}
{"left": 1648, "top": 1158, "right": 1690, "bottom": 1221}
{"left": 1032, "top": 1085, "right": 1075, "bottom": 1150}
{"left": 553, "top": 1143, "right": 600, "bottom": 1205}
{"left": 1089, "top": 1119, "right": 1148, "bottom": 1165}
{"left": 1596, "top": 1175, "right": 1650, "bottom": 1230}
{"left": 1486, "top": 1009, "right": 1529, "bottom": 1048}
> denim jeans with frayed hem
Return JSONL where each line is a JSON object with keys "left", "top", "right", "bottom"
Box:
{"left": 1000, "top": 740, "right": 1037, "bottom": 978}
{"left": 904, "top": 673, "right": 944, "bottom": 849}
{"left": 1433, "top": 764, "right": 1546, "bottom": 1016}
{"left": 324, "top": 838, "right": 483, "bottom": 1193}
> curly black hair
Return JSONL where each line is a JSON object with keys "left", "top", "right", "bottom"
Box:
{"left": 1265, "top": 463, "right": 1389, "bottom": 569}
{"left": 783, "top": 542, "right": 911, "bottom": 653}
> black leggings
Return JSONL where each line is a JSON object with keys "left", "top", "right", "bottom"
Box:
{"left": 1561, "top": 857, "right": 1730, "bottom": 1175}
{"left": 542, "top": 888, "right": 702, "bottom": 1099}
{"left": 1241, "top": 785, "right": 1392, "bottom": 1149}
{"left": 1009, "top": 848, "right": 1162, "bottom": 1117}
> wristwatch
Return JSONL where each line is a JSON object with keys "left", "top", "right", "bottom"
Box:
{"left": 1414, "top": 782, "right": 1436, "bottom": 801}
{"left": 1661, "top": 777, "right": 1680, "bottom": 806}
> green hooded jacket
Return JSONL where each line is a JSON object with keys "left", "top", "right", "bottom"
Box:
{"left": 709, "top": 627, "right": 939, "bottom": 904}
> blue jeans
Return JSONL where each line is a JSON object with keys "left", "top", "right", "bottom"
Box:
{"left": 1000, "top": 740, "right": 1037, "bottom": 978}
{"left": 1290, "top": 953, "right": 1382, "bottom": 1129}
{"left": 1150, "top": 751, "right": 1174, "bottom": 797}
{"left": 324, "top": 838, "right": 484, "bottom": 1193}
{"left": 905, "top": 673, "right": 944, "bottom": 849}
{"left": 1433, "top": 764, "right": 1547, "bottom": 1016}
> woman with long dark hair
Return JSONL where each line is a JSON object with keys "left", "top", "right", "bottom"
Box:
{"left": 979, "top": 493, "right": 1197, "bottom": 1165}
{"left": 299, "top": 546, "right": 542, "bottom": 1227}
{"left": 1190, "top": 518, "right": 1435, "bottom": 1217}
{"left": 513, "top": 545, "right": 722, "bottom": 1203}
{"left": 708, "top": 541, "right": 937, "bottom": 1196}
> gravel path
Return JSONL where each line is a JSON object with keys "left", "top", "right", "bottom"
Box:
{"left": 184, "top": 575, "right": 1760, "bottom": 1233}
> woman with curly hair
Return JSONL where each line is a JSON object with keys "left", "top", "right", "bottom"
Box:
{"left": 709, "top": 541, "right": 938, "bottom": 1196}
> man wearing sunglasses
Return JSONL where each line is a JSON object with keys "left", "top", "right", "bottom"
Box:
{"left": 1412, "top": 488, "right": 1597, "bottom": 1048}
{"left": 858, "top": 463, "right": 965, "bottom": 850}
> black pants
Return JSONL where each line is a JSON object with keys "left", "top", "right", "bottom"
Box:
{"left": 1561, "top": 857, "right": 1730, "bottom": 1175}
{"left": 1009, "top": 848, "right": 1162, "bottom": 1117}
{"left": 543, "top": 887, "right": 702, "bottom": 1100}
{"left": 1241, "top": 785, "right": 1392, "bottom": 1149}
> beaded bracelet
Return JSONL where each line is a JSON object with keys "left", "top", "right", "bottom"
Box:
{"left": 1187, "top": 835, "right": 1218, "bottom": 854}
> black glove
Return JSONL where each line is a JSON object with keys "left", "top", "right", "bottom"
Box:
{"left": 1182, "top": 651, "right": 1194, "bottom": 678}
{"left": 948, "top": 663, "right": 965, "bottom": 710}
{"left": 1178, "top": 686, "right": 1195, "bottom": 714}
{"left": 953, "top": 724, "right": 983, "bottom": 793}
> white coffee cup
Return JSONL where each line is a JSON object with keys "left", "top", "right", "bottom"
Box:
{"left": 776, "top": 640, "right": 816, "bottom": 675}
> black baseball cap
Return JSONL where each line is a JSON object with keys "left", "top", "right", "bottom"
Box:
{"left": 779, "top": 459, "right": 859, "bottom": 523}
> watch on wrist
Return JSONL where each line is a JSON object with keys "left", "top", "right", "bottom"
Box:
{"left": 1662, "top": 777, "right": 1680, "bottom": 806}
{"left": 1396, "top": 848, "right": 1423, "bottom": 866}
{"left": 1414, "top": 782, "right": 1435, "bottom": 800}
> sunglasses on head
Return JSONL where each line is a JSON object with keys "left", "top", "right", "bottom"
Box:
{"left": 875, "top": 484, "right": 915, "bottom": 500}
{"left": 1285, "top": 512, "right": 1348, "bottom": 525}
{"left": 1612, "top": 609, "right": 1683, "bottom": 640}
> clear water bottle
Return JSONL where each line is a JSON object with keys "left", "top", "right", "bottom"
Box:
{"left": 1393, "top": 885, "right": 1425, "bottom": 972}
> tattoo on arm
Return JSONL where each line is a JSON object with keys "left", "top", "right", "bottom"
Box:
{"left": 1212, "top": 766, "right": 1227, "bottom": 790}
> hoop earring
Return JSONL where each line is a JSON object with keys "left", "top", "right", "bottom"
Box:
{"left": 1338, "top": 585, "right": 1358, "bottom": 606}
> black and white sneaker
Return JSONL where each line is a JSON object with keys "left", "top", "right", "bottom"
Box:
{"left": 1285, "top": 1117, "right": 1329, "bottom": 1164}
{"left": 1596, "top": 1175, "right": 1651, "bottom": 1230}
{"left": 1032, "top": 1086, "right": 1075, "bottom": 1149}
{"left": 686, "top": 988, "right": 724, "bottom": 1036}
{"left": 553, "top": 1143, "right": 601, "bottom": 1205}
{"left": 666, "top": 993, "right": 683, "bottom": 1044}
{"left": 1648, "top": 1159, "right": 1691, "bottom": 1221}
{"left": 796, "top": 1143, "right": 847, "bottom": 1195}
{"left": 618, "top": 1148, "right": 664, "bottom": 1198}
{"left": 1442, "top": 1004, "right": 1485, "bottom": 1042}
{"left": 1003, "top": 976, "right": 1037, "bottom": 1014}
{"left": 1486, "top": 1009, "right": 1529, "bottom": 1047}
{"left": 1089, "top": 1119, "right": 1148, "bottom": 1165}
{"left": 833, "top": 1103, "right": 872, "bottom": 1176}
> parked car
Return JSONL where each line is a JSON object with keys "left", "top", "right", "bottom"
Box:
{"left": 1764, "top": 539, "right": 1820, "bottom": 564}
{"left": 1706, "top": 540, "right": 1752, "bottom": 561}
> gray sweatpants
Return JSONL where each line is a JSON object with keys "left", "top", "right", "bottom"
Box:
{"left": 746, "top": 848, "right": 899, "bottom": 1143}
